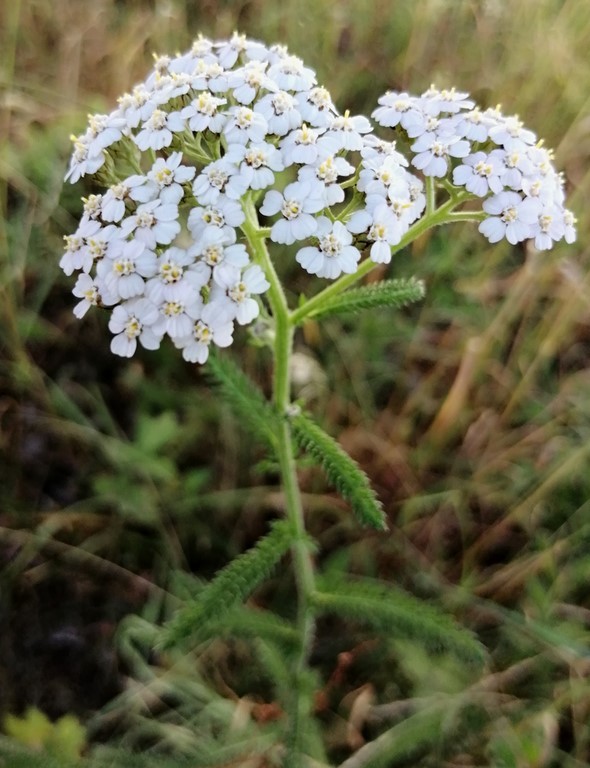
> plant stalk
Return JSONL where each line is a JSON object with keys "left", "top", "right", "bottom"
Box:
{"left": 242, "top": 198, "right": 317, "bottom": 766}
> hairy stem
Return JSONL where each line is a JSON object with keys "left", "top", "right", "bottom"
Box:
{"left": 242, "top": 198, "right": 316, "bottom": 766}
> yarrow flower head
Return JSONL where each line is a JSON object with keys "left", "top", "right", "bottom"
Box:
{"left": 62, "top": 34, "right": 576, "bottom": 365}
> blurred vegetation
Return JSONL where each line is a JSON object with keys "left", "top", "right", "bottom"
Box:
{"left": 1, "top": 0, "right": 589, "bottom": 765}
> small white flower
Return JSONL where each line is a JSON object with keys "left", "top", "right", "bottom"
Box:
{"left": 479, "top": 191, "right": 541, "bottom": 244}
{"left": 321, "top": 111, "right": 372, "bottom": 152}
{"left": 85, "top": 112, "right": 128, "bottom": 156}
{"left": 188, "top": 59, "right": 229, "bottom": 93}
{"left": 452, "top": 107, "right": 491, "bottom": 142}
{"left": 361, "top": 136, "right": 408, "bottom": 167}
{"left": 176, "top": 302, "right": 234, "bottom": 364}
{"left": 260, "top": 181, "right": 324, "bottom": 245}
{"left": 298, "top": 154, "right": 354, "bottom": 206}
{"left": 280, "top": 123, "right": 329, "bottom": 166}
{"left": 358, "top": 155, "right": 407, "bottom": 197}
{"left": 187, "top": 195, "right": 245, "bottom": 240}
{"left": 530, "top": 205, "right": 566, "bottom": 251}
{"left": 254, "top": 91, "right": 302, "bottom": 136}
{"left": 109, "top": 298, "right": 161, "bottom": 357}
{"left": 151, "top": 290, "right": 203, "bottom": 341}
{"left": 99, "top": 239, "right": 158, "bottom": 300}
{"left": 145, "top": 247, "right": 209, "bottom": 304}
{"left": 411, "top": 134, "right": 470, "bottom": 177}
{"left": 192, "top": 157, "right": 249, "bottom": 204}
{"left": 563, "top": 210, "right": 577, "bottom": 244}
{"left": 296, "top": 218, "right": 360, "bottom": 278}
{"left": 101, "top": 176, "right": 147, "bottom": 221}
{"left": 134, "top": 108, "right": 185, "bottom": 151}
{"left": 225, "top": 142, "right": 285, "bottom": 191}
{"left": 421, "top": 85, "right": 474, "bottom": 115}
{"left": 81, "top": 194, "right": 103, "bottom": 221}
{"left": 223, "top": 106, "right": 268, "bottom": 145}
{"left": 72, "top": 274, "right": 116, "bottom": 318}
{"left": 489, "top": 115, "right": 536, "bottom": 150}
{"left": 347, "top": 197, "right": 408, "bottom": 262}
{"left": 133, "top": 153, "right": 195, "bottom": 205}
{"left": 181, "top": 92, "right": 227, "bottom": 133}
{"left": 117, "top": 86, "right": 157, "bottom": 129}
{"left": 216, "top": 32, "right": 267, "bottom": 69}
{"left": 212, "top": 263, "right": 270, "bottom": 325}
{"left": 192, "top": 228, "right": 250, "bottom": 271}
{"left": 228, "top": 60, "right": 275, "bottom": 104}
{"left": 296, "top": 86, "right": 337, "bottom": 128}
{"left": 121, "top": 200, "right": 180, "bottom": 248}
{"left": 268, "top": 55, "right": 316, "bottom": 91}
{"left": 499, "top": 148, "right": 535, "bottom": 190}
{"left": 215, "top": 32, "right": 249, "bottom": 68}
{"left": 60, "top": 219, "right": 102, "bottom": 275}
{"left": 64, "top": 135, "right": 105, "bottom": 183}
{"left": 172, "top": 35, "right": 216, "bottom": 71}
{"left": 452, "top": 151, "right": 505, "bottom": 197}
{"left": 372, "top": 91, "right": 425, "bottom": 131}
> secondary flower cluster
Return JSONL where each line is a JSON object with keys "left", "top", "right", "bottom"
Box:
{"left": 373, "top": 89, "right": 576, "bottom": 249}
{"left": 62, "top": 33, "right": 576, "bottom": 362}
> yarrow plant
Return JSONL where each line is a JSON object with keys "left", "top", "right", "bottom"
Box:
{"left": 62, "top": 32, "right": 576, "bottom": 766}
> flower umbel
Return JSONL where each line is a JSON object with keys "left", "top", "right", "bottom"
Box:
{"left": 62, "top": 33, "right": 575, "bottom": 364}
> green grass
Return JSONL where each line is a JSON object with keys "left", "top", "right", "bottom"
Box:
{"left": 1, "top": 0, "right": 590, "bottom": 765}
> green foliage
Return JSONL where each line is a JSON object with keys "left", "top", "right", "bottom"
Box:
{"left": 3, "top": 1, "right": 590, "bottom": 765}
{"left": 290, "top": 411, "right": 387, "bottom": 530}
{"left": 207, "top": 351, "right": 279, "bottom": 453}
{"left": 2, "top": 708, "right": 86, "bottom": 763}
{"left": 312, "top": 576, "right": 485, "bottom": 664}
{"left": 338, "top": 706, "right": 448, "bottom": 768}
{"left": 208, "top": 605, "right": 299, "bottom": 648}
{"left": 303, "top": 277, "right": 426, "bottom": 321}
{"left": 162, "top": 519, "right": 296, "bottom": 647}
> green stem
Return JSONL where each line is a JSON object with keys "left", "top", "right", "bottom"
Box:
{"left": 241, "top": 197, "right": 316, "bottom": 766}
{"left": 425, "top": 175, "right": 436, "bottom": 216}
{"left": 290, "top": 194, "right": 479, "bottom": 325}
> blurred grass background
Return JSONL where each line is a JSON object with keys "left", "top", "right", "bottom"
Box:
{"left": 1, "top": 0, "right": 590, "bottom": 765}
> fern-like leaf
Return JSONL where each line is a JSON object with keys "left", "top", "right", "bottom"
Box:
{"left": 290, "top": 412, "right": 387, "bottom": 530}
{"left": 304, "top": 277, "right": 425, "bottom": 321}
{"left": 162, "top": 520, "right": 295, "bottom": 647}
{"left": 201, "top": 605, "right": 299, "bottom": 650}
{"left": 311, "top": 576, "right": 485, "bottom": 664}
{"left": 207, "top": 351, "right": 278, "bottom": 453}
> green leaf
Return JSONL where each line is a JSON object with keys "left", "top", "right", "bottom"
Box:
{"left": 135, "top": 411, "right": 180, "bottom": 454}
{"left": 311, "top": 576, "right": 485, "bottom": 664}
{"left": 3, "top": 708, "right": 52, "bottom": 751}
{"left": 207, "top": 605, "right": 299, "bottom": 648}
{"left": 303, "top": 277, "right": 425, "bottom": 320}
{"left": 47, "top": 715, "right": 86, "bottom": 760}
{"left": 290, "top": 411, "right": 387, "bottom": 530}
{"left": 162, "top": 519, "right": 296, "bottom": 647}
{"left": 206, "top": 351, "right": 278, "bottom": 453}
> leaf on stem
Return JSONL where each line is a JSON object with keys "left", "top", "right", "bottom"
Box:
{"left": 290, "top": 411, "right": 387, "bottom": 530}
{"left": 311, "top": 576, "right": 485, "bottom": 665}
{"left": 161, "top": 520, "right": 296, "bottom": 647}
{"left": 207, "top": 351, "right": 279, "bottom": 453}
{"left": 302, "top": 277, "right": 425, "bottom": 321}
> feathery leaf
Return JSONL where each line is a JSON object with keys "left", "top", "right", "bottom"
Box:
{"left": 207, "top": 351, "right": 279, "bottom": 453}
{"left": 162, "top": 519, "right": 295, "bottom": 647}
{"left": 290, "top": 411, "right": 387, "bottom": 530}
{"left": 304, "top": 277, "right": 425, "bottom": 321}
{"left": 311, "top": 576, "right": 485, "bottom": 664}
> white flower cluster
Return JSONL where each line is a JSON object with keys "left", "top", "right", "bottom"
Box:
{"left": 63, "top": 34, "right": 576, "bottom": 363}
{"left": 373, "top": 87, "right": 577, "bottom": 249}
